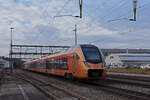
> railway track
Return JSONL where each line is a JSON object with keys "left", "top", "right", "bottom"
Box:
{"left": 81, "top": 81, "right": 150, "bottom": 100}
{"left": 18, "top": 70, "right": 150, "bottom": 100}
{"left": 104, "top": 78, "right": 150, "bottom": 89}
{"left": 0, "top": 70, "right": 5, "bottom": 86}
{"left": 14, "top": 73, "right": 89, "bottom": 100}
{"left": 107, "top": 74, "right": 150, "bottom": 82}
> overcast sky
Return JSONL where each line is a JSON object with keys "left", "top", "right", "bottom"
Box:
{"left": 0, "top": 0, "right": 150, "bottom": 56}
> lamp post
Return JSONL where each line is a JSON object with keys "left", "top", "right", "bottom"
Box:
{"left": 10, "top": 27, "right": 14, "bottom": 73}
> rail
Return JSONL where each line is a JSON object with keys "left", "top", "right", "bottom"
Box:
{"left": 14, "top": 73, "right": 89, "bottom": 100}
{"left": 105, "top": 78, "right": 150, "bottom": 89}
{"left": 81, "top": 81, "right": 150, "bottom": 100}
{"left": 107, "top": 74, "right": 150, "bottom": 82}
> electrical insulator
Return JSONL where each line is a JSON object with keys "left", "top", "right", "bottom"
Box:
{"left": 79, "top": 0, "right": 82, "bottom": 18}
{"left": 133, "top": 0, "right": 137, "bottom": 8}
{"left": 133, "top": 0, "right": 137, "bottom": 21}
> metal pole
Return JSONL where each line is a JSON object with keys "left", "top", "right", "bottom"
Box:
{"left": 73, "top": 24, "right": 77, "bottom": 45}
{"left": 10, "top": 27, "right": 14, "bottom": 73}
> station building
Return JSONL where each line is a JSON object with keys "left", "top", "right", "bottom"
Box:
{"left": 105, "top": 53, "right": 150, "bottom": 68}
{"left": 0, "top": 58, "right": 10, "bottom": 69}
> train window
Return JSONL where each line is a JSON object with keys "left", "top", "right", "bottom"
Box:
{"left": 37, "top": 62, "right": 41, "bottom": 68}
{"left": 26, "top": 63, "right": 32, "bottom": 68}
{"left": 46, "top": 60, "right": 53, "bottom": 69}
{"left": 40, "top": 62, "right": 46, "bottom": 68}
{"left": 24, "top": 64, "right": 28, "bottom": 68}
{"left": 46, "top": 57, "right": 68, "bottom": 70}
{"left": 81, "top": 46, "right": 102, "bottom": 63}
{"left": 54, "top": 58, "right": 59, "bottom": 69}
{"left": 53, "top": 59, "right": 57, "bottom": 69}
{"left": 35, "top": 63, "right": 38, "bottom": 68}
{"left": 31, "top": 63, "right": 34, "bottom": 68}
{"left": 54, "top": 59, "right": 58, "bottom": 69}
{"left": 60, "top": 58, "right": 68, "bottom": 70}
{"left": 28, "top": 64, "right": 31, "bottom": 68}
{"left": 59, "top": 59, "right": 63, "bottom": 66}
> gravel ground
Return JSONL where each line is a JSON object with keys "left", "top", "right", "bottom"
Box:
{"left": 17, "top": 70, "right": 129, "bottom": 100}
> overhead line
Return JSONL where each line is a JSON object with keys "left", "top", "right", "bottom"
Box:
{"left": 77, "top": 0, "right": 130, "bottom": 31}
{"left": 55, "top": 0, "right": 72, "bottom": 17}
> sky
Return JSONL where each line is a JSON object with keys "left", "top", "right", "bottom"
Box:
{"left": 0, "top": 0, "right": 150, "bottom": 56}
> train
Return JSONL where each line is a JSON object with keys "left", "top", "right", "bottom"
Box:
{"left": 23, "top": 44, "right": 106, "bottom": 79}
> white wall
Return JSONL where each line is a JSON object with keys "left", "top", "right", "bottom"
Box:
{"left": 0, "top": 59, "right": 10, "bottom": 68}
{"left": 105, "top": 54, "right": 123, "bottom": 67}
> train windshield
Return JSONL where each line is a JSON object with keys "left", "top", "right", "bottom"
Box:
{"left": 81, "top": 46, "right": 102, "bottom": 63}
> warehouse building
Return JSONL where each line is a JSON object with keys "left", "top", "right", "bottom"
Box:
{"left": 0, "top": 58, "right": 10, "bottom": 69}
{"left": 101, "top": 48, "right": 150, "bottom": 56}
{"left": 105, "top": 54, "right": 150, "bottom": 68}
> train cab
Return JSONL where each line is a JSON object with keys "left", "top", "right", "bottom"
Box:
{"left": 71, "top": 44, "right": 106, "bottom": 79}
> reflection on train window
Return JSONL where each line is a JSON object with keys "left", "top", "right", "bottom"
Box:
{"left": 46, "top": 58, "right": 68, "bottom": 70}
{"left": 25, "top": 57, "right": 68, "bottom": 70}
{"left": 31, "top": 63, "right": 37, "bottom": 68}
{"left": 46, "top": 60, "right": 53, "bottom": 69}
{"left": 40, "top": 62, "right": 46, "bottom": 68}
{"left": 82, "top": 47, "right": 102, "bottom": 63}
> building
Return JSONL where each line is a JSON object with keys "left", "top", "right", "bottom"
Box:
{"left": 105, "top": 53, "right": 150, "bottom": 68}
{"left": 0, "top": 58, "right": 10, "bottom": 69}
{"left": 101, "top": 48, "right": 150, "bottom": 57}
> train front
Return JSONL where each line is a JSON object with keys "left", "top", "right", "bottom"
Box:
{"left": 75, "top": 44, "right": 106, "bottom": 79}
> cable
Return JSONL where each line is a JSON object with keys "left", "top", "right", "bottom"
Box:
{"left": 50, "top": 0, "right": 130, "bottom": 45}
{"left": 18, "top": 0, "right": 150, "bottom": 46}
{"left": 89, "top": 3, "right": 150, "bottom": 45}
{"left": 33, "top": 0, "right": 74, "bottom": 46}
{"left": 107, "top": 0, "right": 150, "bottom": 24}
{"left": 138, "top": 1, "right": 150, "bottom": 8}
{"left": 76, "top": 0, "right": 130, "bottom": 31}
{"left": 55, "top": 0, "right": 72, "bottom": 17}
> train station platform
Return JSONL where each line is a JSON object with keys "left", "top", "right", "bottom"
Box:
{"left": 0, "top": 72, "right": 50, "bottom": 100}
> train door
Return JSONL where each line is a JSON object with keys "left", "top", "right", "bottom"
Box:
{"left": 72, "top": 53, "right": 80, "bottom": 76}
{"left": 46, "top": 60, "right": 52, "bottom": 74}
{"left": 45, "top": 61, "right": 48, "bottom": 73}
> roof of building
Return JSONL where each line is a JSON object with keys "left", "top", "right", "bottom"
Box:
{"left": 113, "top": 53, "right": 150, "bottom": 63}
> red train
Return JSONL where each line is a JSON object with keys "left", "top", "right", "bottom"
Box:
{"left": 23, "top": 44, "right": 106, "bottom": 79}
